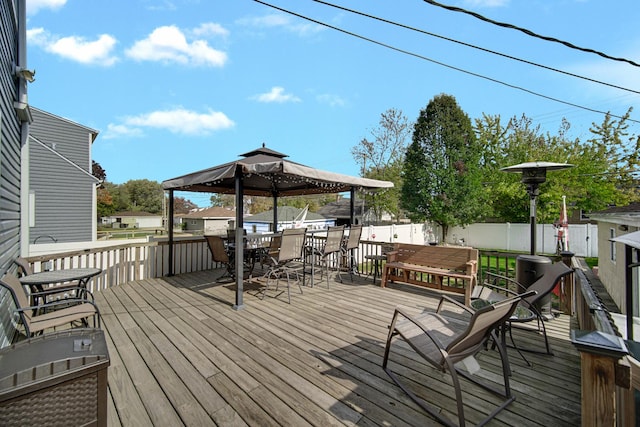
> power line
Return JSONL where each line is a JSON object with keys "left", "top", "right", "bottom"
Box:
{"left": 252, "top": 0, "right": 640, "bottom": 124}
{"left": 312, "top": 0, "right": 640, "bottom": 95}
{"left": 422, "top": 0, "right": 640, "bottom": 68}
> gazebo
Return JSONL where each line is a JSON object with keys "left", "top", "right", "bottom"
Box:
{"left": 162, "top": 145, "right": 394, "bottom": 309}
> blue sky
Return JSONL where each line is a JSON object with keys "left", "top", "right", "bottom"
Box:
{"left": 26, "top": 0, "right": 639, "bottom": 206}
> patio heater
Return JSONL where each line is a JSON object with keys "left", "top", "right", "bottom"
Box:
{"left": 502, "top": 162, "right": 573, "bottom": 319}
{"left": 501, "top": 161, "right": 573, "bottom": 255}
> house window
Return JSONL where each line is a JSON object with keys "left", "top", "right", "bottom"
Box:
{"left": 610, "top": 228, "right": 616, "bottom": 262}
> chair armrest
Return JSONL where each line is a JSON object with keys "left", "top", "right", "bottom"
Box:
{"left": 436, "top": 294, "right": 475, "bottom": 315}
{"left": 476, "top": 281, "right": 519, "bottom": 297}
{"left": 484, "top": 272, "right": 527, "bottom": 291}
{"left": 31, "top": 286, "right": 95, "bottom": 302}
{"left": 390, "top": 307, "right": 447, "bottom": 350}
{"left": 17, "top": 297, "right": 98, "bottom": 313}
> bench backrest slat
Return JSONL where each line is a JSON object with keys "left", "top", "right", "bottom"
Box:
{"left": 393, "top": 244, "right": 478, "bottom": 272}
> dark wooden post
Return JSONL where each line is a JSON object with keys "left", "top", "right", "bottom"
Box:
{"left": 560, "top": 251, "right": 574, "bottom": 314}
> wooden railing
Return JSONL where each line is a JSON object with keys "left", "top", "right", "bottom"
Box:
{"left": 573, "top": 259, "right": 634, "bottom": 426}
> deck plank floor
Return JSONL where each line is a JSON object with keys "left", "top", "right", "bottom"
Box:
{"left": 95, "top": 268, "right": 581, "bottom": 426}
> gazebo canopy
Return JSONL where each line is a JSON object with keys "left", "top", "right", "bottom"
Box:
{"left": 162, "top": 145, "right": 393, "bottom": 196}
{"left": 161, "top": 145, "right": 394, "bottom": 310}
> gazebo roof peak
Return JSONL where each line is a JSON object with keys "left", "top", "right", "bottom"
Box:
{"left": 239, "top": 143, "right": 288, "bottom": 159}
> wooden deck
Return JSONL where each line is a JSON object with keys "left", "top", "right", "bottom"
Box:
{"left": 95, "top": 268, "right": 581, "bottom": 426}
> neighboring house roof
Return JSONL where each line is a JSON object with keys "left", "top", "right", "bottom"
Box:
{"left": 182, "top": 207, "right": 236, "bottom": 219}
{"left": 247, "top": 206, "right": 326, "bottom": 223}
{"left": 589, "top": 202, "right": 640, "bottom": 227}
{"left": 317, "top": 199, "right": 364, "bottom": 219}
{"left": 112, "top": 211, "right": 161, "bottom": 217}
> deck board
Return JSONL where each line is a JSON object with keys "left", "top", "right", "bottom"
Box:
{"left": 95, "top": 268, "right": 582, "bottom": 426}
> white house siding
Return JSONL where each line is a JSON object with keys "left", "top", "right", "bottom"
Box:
{"left": 594, "top": 222, "right": 639, "bottom": 316}
{"left": 28, "top": 108, "right": 98, "bottom": 244}
{"left": 0, "top": 0, "right": 27, "bottom": 347}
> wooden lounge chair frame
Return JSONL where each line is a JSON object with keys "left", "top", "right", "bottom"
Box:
{"left": 383, "top": 292, "right": 531, "bottom": 427}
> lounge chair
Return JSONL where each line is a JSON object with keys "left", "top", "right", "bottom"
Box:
{"left": 471, "top": 261, "right": 574, "bottom": 356}
{"left": 383, "top": 292, "right": 530, "bottom": 427}
{"left": 0, "top": 274, "right": 100, "bottom": 339}
{"left": 260, "top": 228, "right": 307, "bottom": 303}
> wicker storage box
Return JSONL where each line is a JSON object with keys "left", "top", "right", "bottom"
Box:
{"left": 0, "top": 328, "right": 109, "bottom": 427}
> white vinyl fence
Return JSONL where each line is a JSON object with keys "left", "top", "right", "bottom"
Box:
{"left": 361, "top": 222, "right": 598, "bottom": 258}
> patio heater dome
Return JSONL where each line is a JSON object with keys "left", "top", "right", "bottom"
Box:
{"left": 501, "top": 161, "right": 573, "bottom": 254}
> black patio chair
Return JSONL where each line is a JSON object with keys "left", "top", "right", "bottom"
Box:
{"left": 471, "top": 261, "right": 574, "bottom": 356}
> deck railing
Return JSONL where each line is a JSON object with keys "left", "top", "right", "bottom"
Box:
{"left": 573, "top": 259, "right": 635, "bottom": 426}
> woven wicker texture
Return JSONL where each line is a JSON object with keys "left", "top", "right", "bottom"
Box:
{"left": 0, "top": 374, "right": 98, "bottom": 426}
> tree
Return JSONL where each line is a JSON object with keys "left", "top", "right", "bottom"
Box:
{"left": 173, "top": 196, "right": 198, "bottom": 214}
{"left": 475, "top": 110, "right": 639, "bottom": 224}
{"left": 401, "top": 94, "right": 485, "bottom": 241}
{"left": 351, "top": 108, "right": 411, "bottom": 222}
{"left": 122, "top": 179, "right": 164, "bottom": 214}
{"left": 210, "top": 194, "right": 235, "bottom": 207}
{"left": 92, "top": 160, "right": 106, "bottom": 186}
{"left": 96, "top": 187, "right": 114, "bottom": 220}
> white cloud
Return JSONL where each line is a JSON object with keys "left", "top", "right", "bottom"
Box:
{"left": 125, "top": 25, "right": 227, "bottom": 67}
{"left": 238, "top": 13, "right": 324, "bottom": 37}
{"left": 190, "top": 23, "right": 230, "bottom": 38}
{"left": 27, "top": 0, "right": 67, "bottom": 15}
{"left": 463, "top": 0, "right": 510, "bottom": 7}
{"left": 251, "top": 87, "right": 301, "bottom": 104}
{"left": 316, "top": 93, "right": 346, "bottom": 107}
{"left": 102, "top": 124, "right": 145, "bottom": 140}
{"left": 121, "top": 108, "right": 235, "bottom": 135}
{"left": 27, "top": 27, "right": 118, "bottom": 66}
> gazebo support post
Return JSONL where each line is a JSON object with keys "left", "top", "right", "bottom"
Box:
{"left": 233, "top": 168, "right": 245, "bottom": 310}
{"left": 272, "top": 192, "right": 278, "bottom": 232}
{"left": 350, "top": 187, "right": 355, "bottom": 225}
{"left": 168, "top": 190, "right": 174, "bottom": 277}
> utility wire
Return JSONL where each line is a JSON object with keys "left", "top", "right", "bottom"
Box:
{"left": 312, "top": 0, "right": 640, "bottom": 95}
{"left": 422, "top": 0, "right": 640, "bottom": 68}
{"left": 252, "top": 0, "right": 640, "bottom": 124}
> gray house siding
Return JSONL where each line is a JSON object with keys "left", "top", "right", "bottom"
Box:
{"left": 29, "top": 108, "right": 98, "bottom": 243}
{"left": 0, "top": 0, "right": 27, "bottom": 346}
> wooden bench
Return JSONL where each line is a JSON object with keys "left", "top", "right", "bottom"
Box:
{"left": 380, "top": 243, "right": 478, "bottom": 305}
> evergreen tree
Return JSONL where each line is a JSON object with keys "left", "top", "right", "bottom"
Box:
{"left": 401, "top": 94, "right": 484, "bottom": 241}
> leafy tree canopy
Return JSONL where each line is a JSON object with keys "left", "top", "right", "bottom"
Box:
{"left": 476, "top": 109, "right": 639, "bottom": 223}
{"left": 351, "top": 108, "right": 411, "bottom": 222}
{"left": 401, "top": 94, "right": 485, "bottom": 240}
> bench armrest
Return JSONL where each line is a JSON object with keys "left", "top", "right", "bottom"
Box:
{"left": 385, "top": 251, "right": 399, "bottom": 263}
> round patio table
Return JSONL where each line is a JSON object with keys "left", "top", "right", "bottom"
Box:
{"left": 471, "top": 298, "right": 535, "bottom": 367}
{"left": 19, "top": 268, "right": 102, "bottom": 303}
